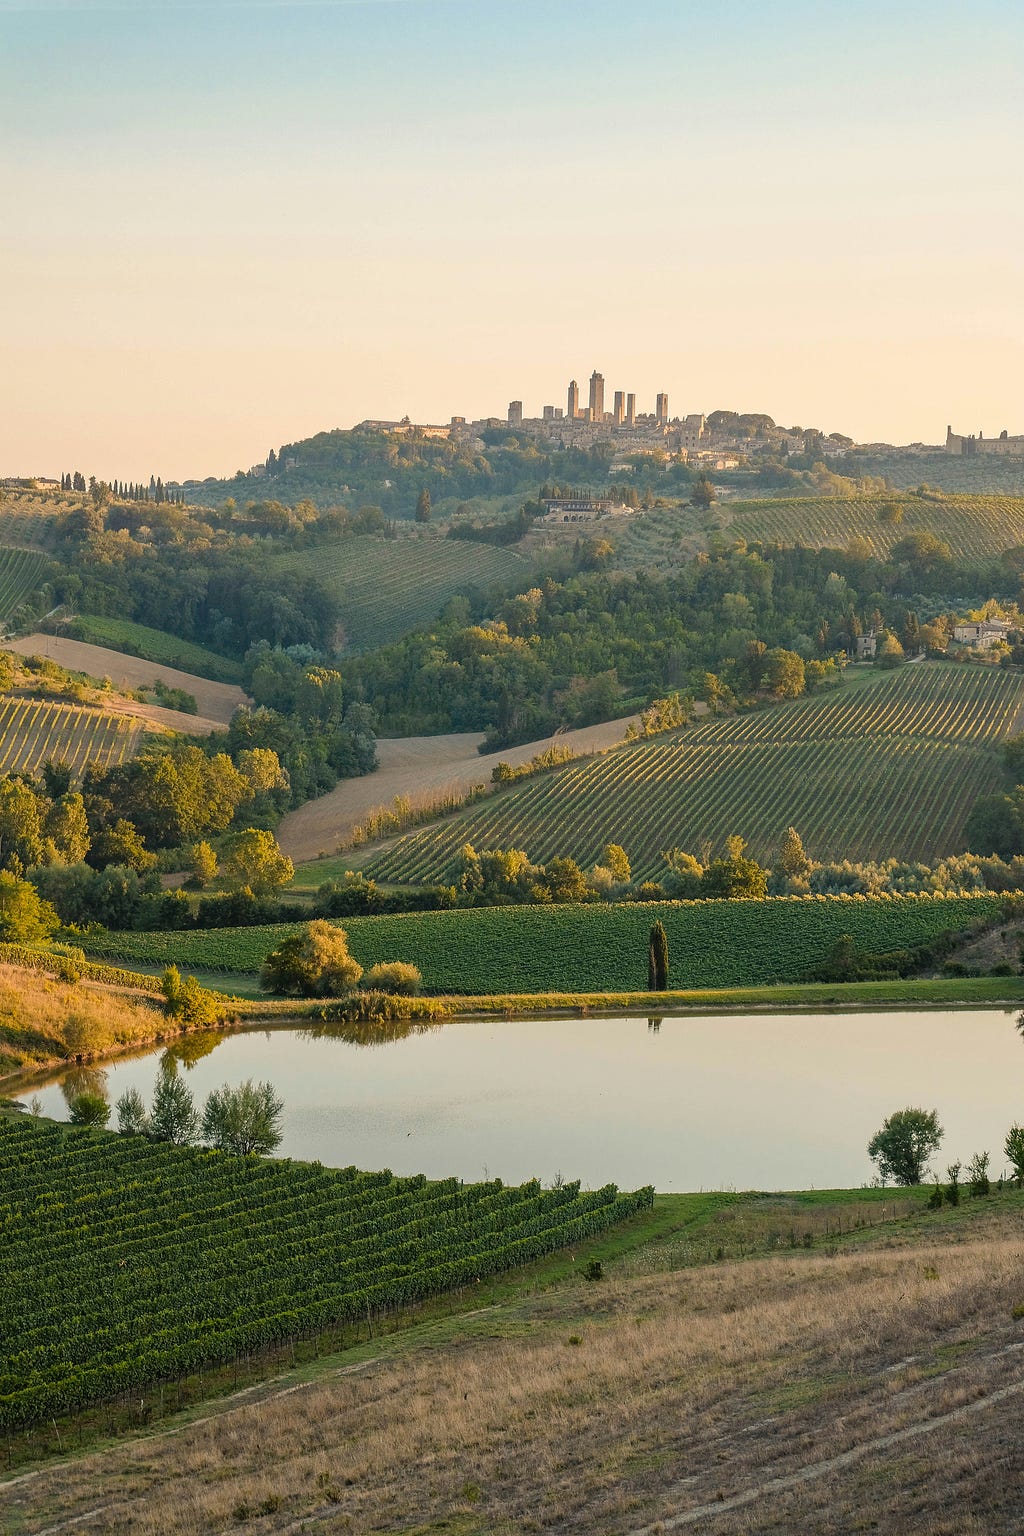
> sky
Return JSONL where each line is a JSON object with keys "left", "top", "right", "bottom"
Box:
{"left": 2, "top": 0, "right": 1022, "bottom": 481}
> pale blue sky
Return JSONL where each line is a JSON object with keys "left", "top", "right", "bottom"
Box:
{"left": 2, "top": 0, "right": 1022, "bottom": 478}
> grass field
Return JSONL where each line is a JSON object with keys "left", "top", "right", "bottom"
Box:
{"left": 363, "top": 662, "right": 1024, "bottom": 879}
{"left": 78, "top": 890, "right": 1005, "bottom": 993}
{"left": 0, "top": 695, "right": 140, "bottom": 778}
{"left": 66, "top": 616, "right": 244, "bottom": 684}
{"left": 0, "top": 546, "right": 54, "bottom": 624}
{"left": 726, "top": 490, "right": 1024, "bottom": 559}
{"left": 0, "top": 1117, "right": 650, "bottom": 1431}
{"left": 277, "top": 534, "right": 530, "bottom": 650}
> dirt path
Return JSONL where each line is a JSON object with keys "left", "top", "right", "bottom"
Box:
{"left": 8, "top": 635, "right": 248, "bottom": 726}
{"left": 276, "top": 714, "right": 643, "bottom": 864}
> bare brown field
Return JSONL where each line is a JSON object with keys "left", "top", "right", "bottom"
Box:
{"left": 7, "top": 634, "right": 248, "bottom": 725}
{"left": 6, "top": 1201, "right": 1024, "bottom": 1534}
{"left": 277, "top": 712, "right": 643, "bottom": 865}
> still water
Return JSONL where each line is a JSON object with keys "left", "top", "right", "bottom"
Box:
{"left": 22, "top": 1009, "right": 1024, "bottom": 1192}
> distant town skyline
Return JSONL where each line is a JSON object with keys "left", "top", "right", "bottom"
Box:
{"left": 3, "top": 0, "right": 1022, "bottom": 481}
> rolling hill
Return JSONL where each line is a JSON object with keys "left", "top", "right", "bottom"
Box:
{"left": 724, "top": 491, "right": 1024, "bottom": 560}
{"left": 275, "top": 533, "right": 531, "bottom": 651}
{"left": 360, "top": 662, "right": 1024, "bottom": 881}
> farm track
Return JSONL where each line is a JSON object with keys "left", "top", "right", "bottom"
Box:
{"left": 365, "top": 663, "right": 1024, "bottom": 880}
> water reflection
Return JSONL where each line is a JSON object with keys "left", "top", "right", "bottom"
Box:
{"left": 162, "top": 1031, "right": 225, "bottom": 1070}
{"left": 299, "top": 1018, "right": 444, "bottom": 1049}
{"left": 60, "top": 1065, "right": 108, "bottom": 1107}
{"left": 20, "top": 1009, "right": 1024, "bottom": 1192}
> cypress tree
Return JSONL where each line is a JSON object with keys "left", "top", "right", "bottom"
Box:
{"left": 648, "top": 921, "right": 669, "bottom": 991}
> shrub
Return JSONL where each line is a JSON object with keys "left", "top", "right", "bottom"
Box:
{"left": 260, "top": 920, "right": 363, "bottom": 997}
{"left": 363, "top": 961, "right": 421, "bottom": 995}
{"left": 968, "top": 1151, "right": 991, "bottom": 1198}
{"left": 1004, "top": 1125, "right": 1024, "bottom": 1186}
{"left": 68, "top": 1091, "right": 109, "bottom": 1127}
{"left": 161, "top": 966, "right": 224, "bottom": 1027}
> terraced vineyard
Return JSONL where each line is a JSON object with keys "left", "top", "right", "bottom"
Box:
{"left": 277, "top": 535, "right": 530, "bottom": 650}
{"left": 0, "top": 1118, "right": 651, "bottom": 1429}
{"left": 727, "top": 492, "right": 1024, "bottom": 560}
{"left": 364, "top": 663, "right": 1024, "bottom": 879}
{"left": 0, "top": 696, "right": 140, "bottom": 777}
{"left": 0, "top": 491, "right": 67, "bottom": 549}
{"left": 0, "top": 546, "right": 53, "bottom": 623}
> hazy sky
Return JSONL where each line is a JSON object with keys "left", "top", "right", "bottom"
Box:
{"left": 3, "top": 0, "right": 1022, "bottom": 480}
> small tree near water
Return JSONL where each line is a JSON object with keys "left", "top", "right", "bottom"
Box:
{"left": 648, "top": 921, "right": 669, "bottom": 991}
{"left": 201, "top": 1080, "right": 284, "bottom": 1156}
{"left": 868, "top": 1107, "right": 943, "bottom": 1186}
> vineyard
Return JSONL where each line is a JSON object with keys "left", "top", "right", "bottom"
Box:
{"left": 0, "top": 1118, "right": 651, "bottom": 1430}
{"left": 0, "top": 546, "right": 53, "bottom": 625}
{"left": 65, "top": 615, "right": 245, "bottom": 685}
{"left": 364, "top": 663, "right": 1024, "bottom": 879}
{"left": 0, "top": 492, "right": 66, "bottom": 550}
{"left": 278, "top": 535, "right": 530, "bottom": 651}
{"left": 0, "top": 697, "right": 140, "bottom": 778}
{"left": 726, "top": 492, "right": 1024, "bottom": 561}
{"left": 80, "top": 891, "right": 1006, "bottom": 993}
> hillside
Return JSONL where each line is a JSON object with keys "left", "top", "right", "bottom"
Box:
{"left": 8, "top": 635, "right": 247, "bottom": 726}
{"left": 278, "top": 713, "right": 640, "bottom": 867}
{"left": 275, "top": 532, "right": 531, "bottom": 651}
{"left": 11, "top": 1181, "right": 1024, "bottom": 1535}
{"left": 361, "top": 663, "right": 1024, "bottom": 880}
{"left": 725, "top": 490, "right": 1024, "bottom": 560}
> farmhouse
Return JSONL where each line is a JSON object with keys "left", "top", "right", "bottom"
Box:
{"left": 952, "top": 619, "right": 1015, "bottom": 650}
{"left": 542, "top": 496, "right": 631, "bottom": 522}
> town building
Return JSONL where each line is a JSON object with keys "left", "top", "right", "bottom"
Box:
{"left": 589, "top": 371, "right": 605, "bottom": 424}
{"left": 508, "top": 400, "right": 523, "bottom": 428}
{"left": 952, "top": 619, "right": 1015, "bottom": 649}
{"left": 946, "top": 425, "right": 1024, "bottom": 457}
{"left": 567, "top": 379, "right": 580, "bottom": 421}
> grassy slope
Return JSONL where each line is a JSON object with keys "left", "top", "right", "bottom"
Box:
{"left": 11, "top": 1182, "right": 1024, "bottom": 1533}
{"left": 0, "top": 963, "right": 167, "bottom": 1078}
{"left": 78, "top": 891, "right": 1006, "bottom": 992}
{"left": 362, "top": 661, "right": 1024, "bottom": 879}
{"left": 275, "top": 534, "right": 530, "bottom": 650}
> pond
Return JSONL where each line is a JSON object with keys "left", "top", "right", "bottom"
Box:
{"left": 19, "top": 1008, "right": 1024, "bottom": 1192}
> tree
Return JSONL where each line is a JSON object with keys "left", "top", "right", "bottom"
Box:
{"left": 260, "top": 919, "right": 363, "bottom": 997}
{"left": 700, "top": 837, "right": 769, "bottom": 900}
{"left": 187, "top": 841, "right": 218, "bottom": 889}
{"left": 222, "top": 829, "right": 294, "bottom": 896}
{"left": 68, "top": 1091, "right": 109, "bottom": 1127}
{"left": 603, "top": 844, "right": 631, "bottom": 884}
{"left": 868, "top": 1107, "right": 943, "bottom": 1186}
{"left": 116, "top": 1087, "right": 149, "bottom": 1136}
{"left": 0, "top": 872, "right": 58, "bottom": 942}
{"left": 763, "top": 648, "right": 805, "bottom": 699}
{"left": 776, "top": 826, "right": 810, "bottom": 879}
{"left": 201, "top": 1079, "right": 284, "bottom": 1156}
{"left": 691, "top": 475, "right": 716, "bottom": 510}
{"left": 415, "top": 487, "right": 432, "bottom": 522}
{"left": 648, "top": 921, "right": 669, "bottom": 990}
{"left": 0, "top": 778, "right": 44, "bottom": 872}
{"left": 149, "top": 1069, "right": 199, "bottom": 1145}
{"left": 161, "top": 965, "right": 223, "bottom": 1027}
{"left": 1004, "top": 1124, "right": 1024, "bottom": 1186}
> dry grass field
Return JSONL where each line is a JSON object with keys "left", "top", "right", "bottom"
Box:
{"left": 5, "top": 1194, "right": 1024, "bottom": 1534}
{"left": 0, "top": 963, "right": 166, "bottom": 1075}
